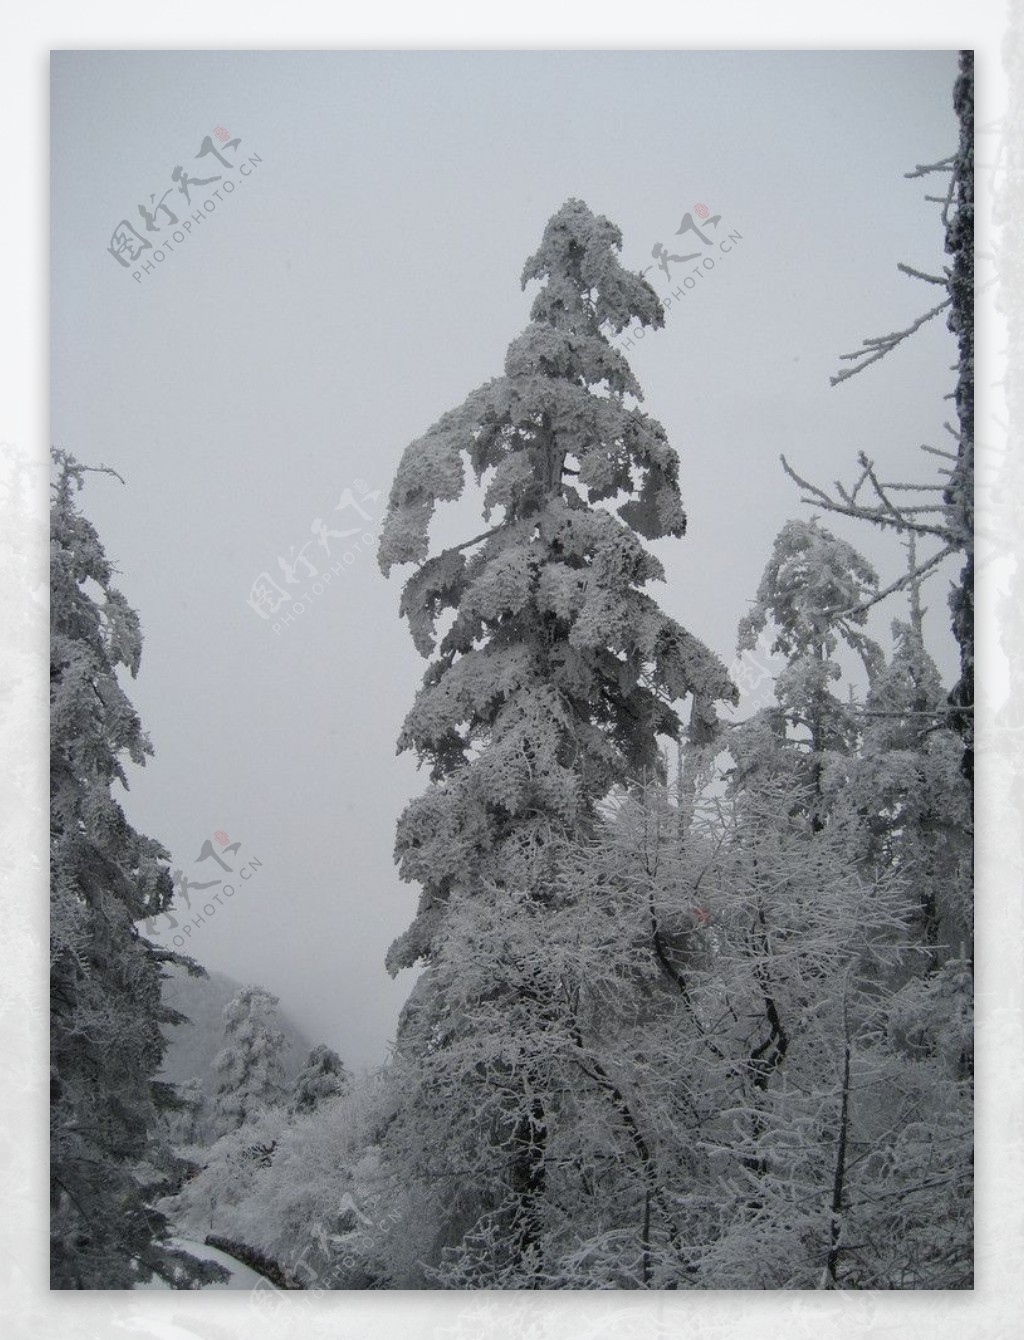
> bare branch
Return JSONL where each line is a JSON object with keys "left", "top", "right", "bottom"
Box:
{"left": 876, "top": 482, "right": 947, "bottom": 492}
{"left": 920, "top": 443, "right": 957, "bottom": 461}
{"left": 830, "top": 299, "right": 952, "bottom": 387}
{"left": 896, "top": 262, "right": 949, "bottom": 286}
{"left": 904, "top": 156, "right": 955, "bottom": 178}
{"left": 828, "top": 543, "right": 953, "bottom": 619}
{"left": 779, "top": 454, "right": 956, "bottom": 542}
{"left": 777, "top": 456, "right": 839, "bottom": 509}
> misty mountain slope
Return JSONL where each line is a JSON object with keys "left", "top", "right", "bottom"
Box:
{"left": 159, "top": 963, "right": 312, "bottom": 1097}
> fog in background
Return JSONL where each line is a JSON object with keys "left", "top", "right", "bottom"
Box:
{"left": 51, "top": 49, "right": 961, "bottom": 1071}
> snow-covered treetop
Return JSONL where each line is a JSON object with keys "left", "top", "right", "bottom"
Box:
{"left": 734, "top": 518, "right": 882, "bottom": 764}
{"left": 737, "top": 518, "right": 880, "bottom": 670}
{"left": 378, "top": 198, "right": 684, "bottom": 577}
{"left": 519, "top": 196, "right": 664, "bottom": 338}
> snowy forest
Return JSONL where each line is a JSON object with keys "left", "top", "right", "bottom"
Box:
{"left": 50, "top": 53, "right": 973, "bottom": 1292}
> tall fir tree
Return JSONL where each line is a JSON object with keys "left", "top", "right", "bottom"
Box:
{"left": 379, "top": 198, "right": 735, "bottom": 969}
{"left": 50, "top": 450, "right": 224, "bottom": 1288}
{"left": 377, "top": 199, "right": 735, "bottom": 1280}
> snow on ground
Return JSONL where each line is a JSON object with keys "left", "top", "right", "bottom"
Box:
{"left": 135, "top": 1238, "right": 265, "bottom": 1291}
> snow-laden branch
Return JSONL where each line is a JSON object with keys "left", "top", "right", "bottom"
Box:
{"left": 829, "top": 297, "right": 952, "bottom": 387}
{"left": 896, "top": 262, "right": 949, "bottom": 286}
{"left": 780, "top": 452, "right": 958, "bottom": 543}
{"left": 826, "top": 542, "right": 954, "bottom": 620}
{"left": 904, "top": 156, "right": 955, "bottom": 178}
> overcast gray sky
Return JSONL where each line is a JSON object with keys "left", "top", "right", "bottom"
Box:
{"left": 51, "top": 49, "right": 962, "bottom": 1071}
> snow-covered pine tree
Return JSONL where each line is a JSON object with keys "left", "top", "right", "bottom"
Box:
{"left": 211, "top": 985, "right": 288, "bottom": 1136}
{"left": 735, "top": 518, "right": 881, "bottom": 828}
{"left": 50, "top": 450, "right": 224, "bottom": 1288}
{"left": 377, "top": 199, "right": 736, "bottom": 1282}
{"left": 290, "top": 1044, "right": 351, "bottom": 1114}
{"left": 380, "top": 197, "right": 735, "bottom": 968}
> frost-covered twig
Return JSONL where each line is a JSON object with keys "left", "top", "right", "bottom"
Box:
{"left": 896, "top": 262, "right": 949, "bottom": 286}
{"left": 829, "top": 298, "right": 952, "bottom": 387}
{"left": 829, "top": 543, "right": 951, "bottom": 619}
{"left": 780, "top": 453, "right": 957, "bottom": 542}
{"left": 904, "top": 155, "right": 955, "bottom": 178}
